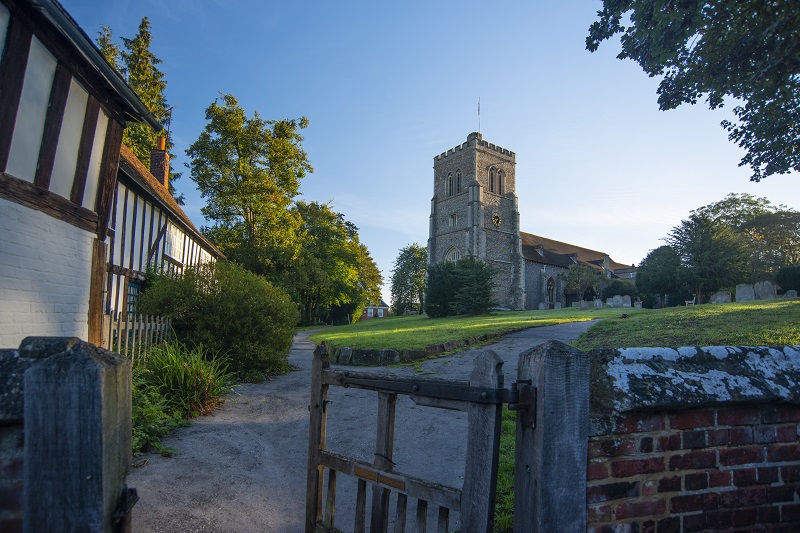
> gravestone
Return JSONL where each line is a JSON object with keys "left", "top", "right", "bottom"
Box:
{"left": 622, "top": 295, "right": 632, "bottom": 308}
{"left": 784, "top": 290, "right": 798, "bottom": 299}
{"left": 594, "top": 299, "right": 603, "bottom": 309}
{"left": 554, "top": 302, "right": 562, "bottom": 309}
{"left": 538, "top": 303, "right": 547, "bottom": 310}
{"left": 754, "top": 281, "right": 777, "bottom": 300}
{"left": 736, "top": 284, "right": 755, "bottom": 302}
{"left": 711, "top": 291, "right": 731, "bottom": 304}
{"left": 634, "top": 301, "right": 642, "bottom": 309}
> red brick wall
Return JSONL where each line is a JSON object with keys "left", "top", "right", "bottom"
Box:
{"left": 0, "top": 424, "right": 24, "bottom": 533}
{"left": 587, "top": 405, "right": 800, "bottom": 531}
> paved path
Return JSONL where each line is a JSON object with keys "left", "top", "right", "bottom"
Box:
{"left": 128, "top": 321, "right": 595, "bottom": 532}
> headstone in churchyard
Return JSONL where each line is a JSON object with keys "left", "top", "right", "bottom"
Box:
{"left": 634, "top": 301, "right": 642, "bottom": 308}
{"left": 711, "top": 291, "right": 731, "bottom": 304}
{"left": 612, "top": 295, "right": 624, "bottom": 308}
{"left": 622, "top": 295, "right": 632, "bottom": 307}
{"left": 594, "top": 299, "right": 603, "bottom": 309}
{"left": 554, "top": 302, "right": 562, "bottom": 309}
{"left": 539, "top": 303, "right": 547, "bottom": 310}
{"left": 754, "top": 280, "right": 777, "bottom": 300}
{"left": 784, "top": 290, "right": 798, "bottom": 299}
{"left": 736, "top": 284, "right": 755, "bottom": 302}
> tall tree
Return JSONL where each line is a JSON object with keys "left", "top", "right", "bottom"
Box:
{"left": 559, "top": 264, "right": 605, "bottom": 308}
{"left": 666, "top": 214, "right": 749, "bottom": 303}
{"left": 692, "top": 193, "right": 800, "bottom": 276}
{"left": 186, "top": 94, "right": 312, "bottom": 278}
{"left": 97, "top": 19, "right": 183, "bottom": 203}
{"left": 587, "top": 1, "right": 800, "bottom": 181}
{"left": 97, "top": 26, "right": 120, "bottom": 70}
{"left": 635, "top": 245, "right": 687, "bottom": 308}
{"left": 390, "top": 244, "right": 427, "bottom": 315}
{"left": 288, "top": 202, "right": 381, "bottom": 325}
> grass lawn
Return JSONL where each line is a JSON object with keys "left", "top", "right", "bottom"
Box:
{"left": 308, "top": 306, "right": 643, "bottom": 351}
{"left": 573, "top": 299, "right": 800, "bottom": 351}
{"left": 309, "top": 299, "right": 800, "bottom": 353}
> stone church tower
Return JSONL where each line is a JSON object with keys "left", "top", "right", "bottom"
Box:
{"left": 427, "top": 132, "right": 525, "bottom": 309}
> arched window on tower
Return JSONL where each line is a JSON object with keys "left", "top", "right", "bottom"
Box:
{"left": 447, "top": 173, "right": 453, "bottom": 197}
{"left": 489, "top": 168, "right": 495, "bottom": 193}
{"left": 498, "top": 170, "right": 504, "bottom": 194}
{"left": 456, "top": 169, "right": 462, "bottom": 193}
{"left": 445, "top": 248, "right": 461, "bottom": 262}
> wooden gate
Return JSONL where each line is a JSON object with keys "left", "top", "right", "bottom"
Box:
{"left": 306, "top": 340, "right": 590, "bottom": 533}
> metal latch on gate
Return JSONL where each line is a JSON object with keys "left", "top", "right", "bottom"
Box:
{"left": 508, "top": 380, "right": 536, "bottom": 429}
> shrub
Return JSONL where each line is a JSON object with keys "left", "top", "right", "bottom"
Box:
{"left": 139, "top": 261, "right": 299, "bottom": 375}
{"left": 143, "top": 340, "right": 234, "bottom": 417}
{"left": 424, "top": 257, "right": 497, "bottom": 317}
{"left": 776, "top": 265, "right": 800, "bottom": 292}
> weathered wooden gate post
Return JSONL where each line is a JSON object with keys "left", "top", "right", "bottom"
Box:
{"left": 22, "top": 337, "right": 133, "bottom": 532}
{"left": 305, "top": 344, "right": 330, "bottom": 533}
{"left": 514, "top": 340, "right": 589, "bottom": 532}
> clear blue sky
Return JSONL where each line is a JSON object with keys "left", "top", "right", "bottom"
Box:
{"left": 62, "top": 0, "right": 800, "bottom": 302}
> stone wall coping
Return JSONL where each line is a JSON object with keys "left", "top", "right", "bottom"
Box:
{"left": 590, "top": 345, "right": 800, "bottom": 434}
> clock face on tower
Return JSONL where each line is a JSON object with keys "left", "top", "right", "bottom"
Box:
{"left": 491, "top": 212, "right": 502, "bottom": 227}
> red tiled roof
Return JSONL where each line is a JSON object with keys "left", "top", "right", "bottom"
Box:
{"left": 118, "top": 144, "right": 223, "bottom": 259}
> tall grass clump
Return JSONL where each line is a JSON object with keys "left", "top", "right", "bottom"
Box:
{"left": 144, "top": 340, "right": 234, "bottom": 418}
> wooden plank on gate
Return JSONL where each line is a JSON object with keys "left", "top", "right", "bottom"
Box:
{"left": 370, "top": 391, "right": 396, "bottom": 533}
{"left": 461, "top": 351, "right": 504, "bottom": 533}
{"left": 318, "top": 451, "right": 461, "bottom": 510}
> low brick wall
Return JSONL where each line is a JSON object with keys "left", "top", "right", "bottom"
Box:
{"left": 588, "top": 405, "right": 800, "bottom": 531}
{"left": 588, "top": 346, "right": 800, "bottom": 531}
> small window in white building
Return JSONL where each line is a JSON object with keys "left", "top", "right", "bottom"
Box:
{"left": 368, "top": 308, "right": 374, "bottom": 317}
{"left": 164, "top": 223, "right": 184, "bottom": 262}
{"left": 377, "top": 309, "right": 384, "bottom": 318}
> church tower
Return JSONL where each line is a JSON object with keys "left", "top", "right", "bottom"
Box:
{"left": 427, "top": 132, "right": 525, "bottom": 309}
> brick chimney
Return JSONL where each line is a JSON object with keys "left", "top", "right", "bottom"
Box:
{"left": 150, "top": 136, "right": 169, "bottom": 188}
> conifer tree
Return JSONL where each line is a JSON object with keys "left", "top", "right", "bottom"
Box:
{"left": 97, "top": 19, "right": 184, "bottom": 204}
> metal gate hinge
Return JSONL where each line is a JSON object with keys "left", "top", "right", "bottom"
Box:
{"left": 508, "top": 380, "right": 537, "bottom": 429}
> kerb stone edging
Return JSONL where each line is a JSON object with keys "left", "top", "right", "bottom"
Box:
{"left": 326, "top": 332, "right": 508, "bottom": 366}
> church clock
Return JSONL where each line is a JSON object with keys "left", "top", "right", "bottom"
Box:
{"left": 491, "top": 212, "right": 502, "bottom": 227}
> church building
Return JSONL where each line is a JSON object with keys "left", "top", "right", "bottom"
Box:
{"left": 427, "top": 132, "right": 635, "bottom": 310}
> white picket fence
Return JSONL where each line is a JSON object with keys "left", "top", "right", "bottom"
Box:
{"left": 102, "top": 313, "right": 172, "bottom": 364}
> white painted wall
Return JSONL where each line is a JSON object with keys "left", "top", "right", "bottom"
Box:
{"left": 0, "top": 199, "right": 94, "bottom": 348}
{"left": 6, "top": 36, "right": 56, "bottom": 182}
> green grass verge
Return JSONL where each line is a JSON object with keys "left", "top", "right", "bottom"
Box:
{"left": 573, "top": 299, "right": 800, "bottom": 351}
{"left": 308, "top": 307, "right": 642, "bottom": 351}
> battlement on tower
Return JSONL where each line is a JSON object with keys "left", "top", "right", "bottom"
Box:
{"left": 434, "top": 132, "right": 515, "bottom": 161}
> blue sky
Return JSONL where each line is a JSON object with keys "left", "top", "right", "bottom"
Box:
{"left": 62, "top": 0, "right": 800, "bottom": 301}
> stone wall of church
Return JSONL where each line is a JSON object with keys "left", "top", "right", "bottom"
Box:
{"left": 525, "top": 260, "right": 568, "bottom": 310}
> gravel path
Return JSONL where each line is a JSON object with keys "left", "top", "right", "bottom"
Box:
{"left": 128, "top": 321, "right": 595, "bottom": 532}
